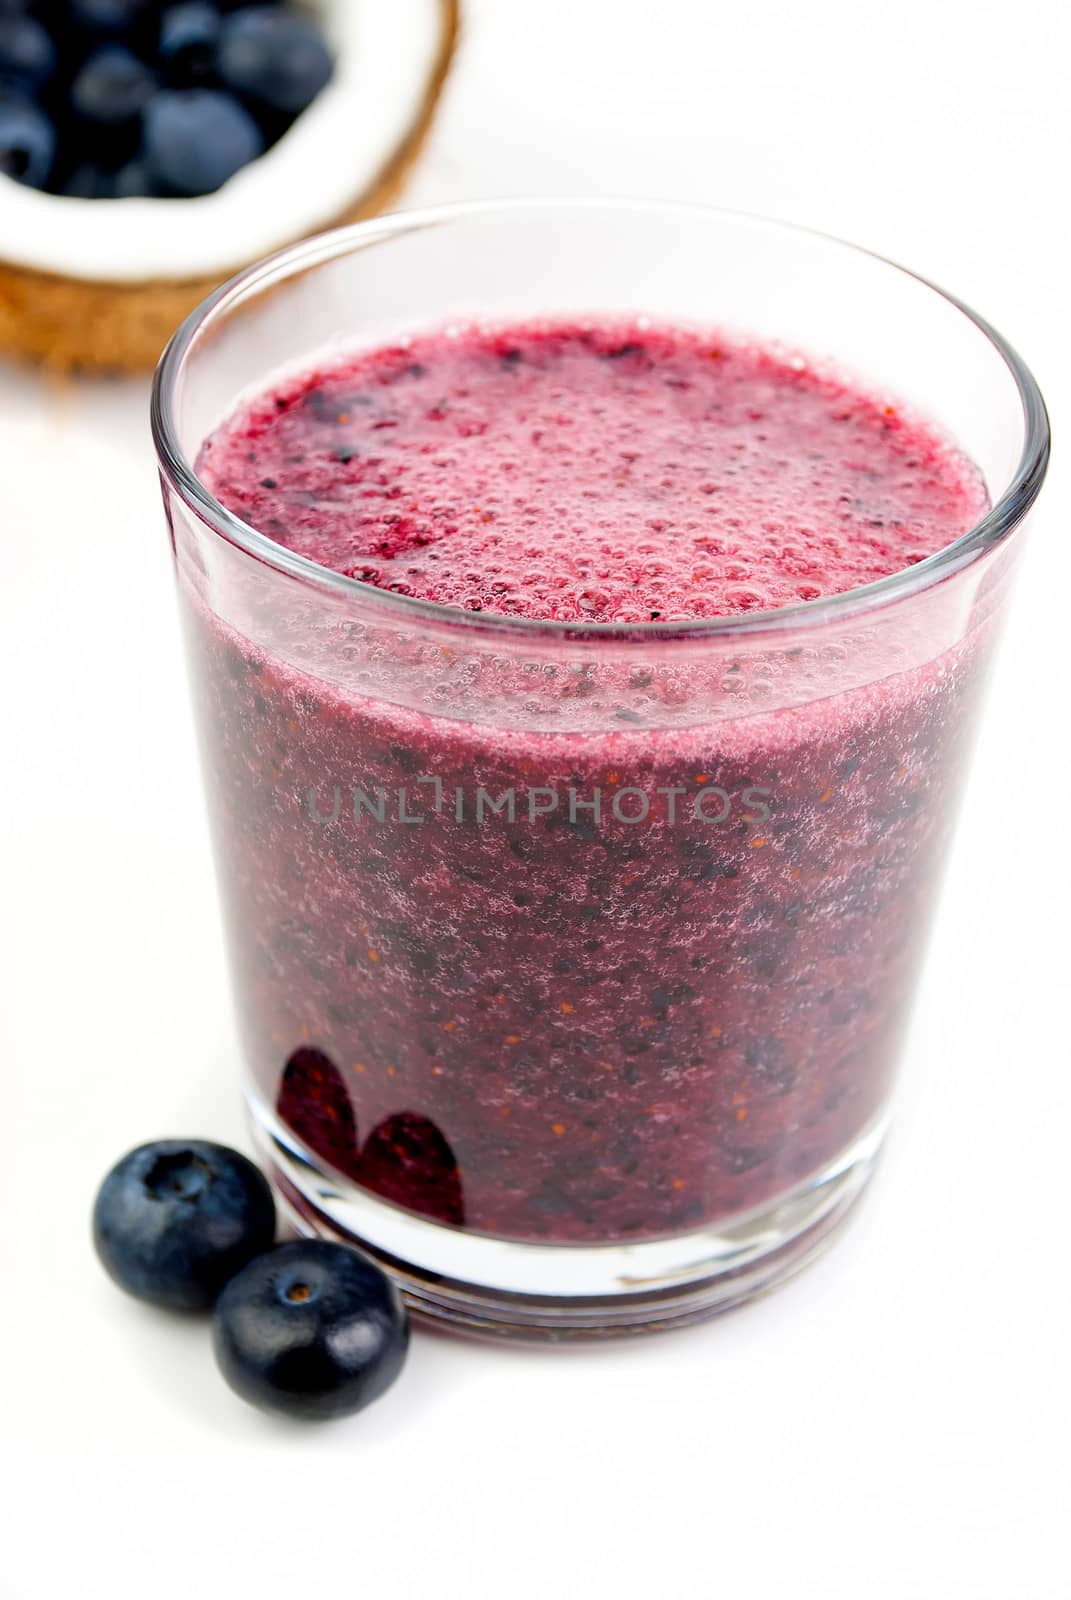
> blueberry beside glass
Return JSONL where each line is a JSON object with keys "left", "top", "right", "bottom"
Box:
{"left": 93, "top": 1138, "right": 409, "bottom": 1420}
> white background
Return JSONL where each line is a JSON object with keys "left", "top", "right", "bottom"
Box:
{"left": 4, "top": 2, "right": 1070, "bottom": 1595}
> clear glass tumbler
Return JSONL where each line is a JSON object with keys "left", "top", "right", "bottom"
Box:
{"left": 152, "top": 200, "right": 1048, "bottom": 1337}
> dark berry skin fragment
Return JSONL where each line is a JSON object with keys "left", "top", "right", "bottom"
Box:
{"left": 93, "top": 1139, "right": 276, "bottom": 1311}
{"left": 276, "top": 1047, "right": 362, "bottom": 1180}
{"left": 212, "top": 1240, "right": 409, "bottom": 1421}
{"left": 359, "top": 1112, "right": 465, "bottom": 1226}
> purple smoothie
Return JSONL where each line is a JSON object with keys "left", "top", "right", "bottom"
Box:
{"left": 186, "top": 320, "right": 990, "bottom": 1243}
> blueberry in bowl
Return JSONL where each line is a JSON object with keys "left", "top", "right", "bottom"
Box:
{"left": 0, "top": 87, "right": 54, "bottom": 187}
{"left": 157, "top": 3, "right": 223, "bottom": 87}
{"left": 143, "top": 85, "right": 263, "bottom": 193}
{"left": 20, "top": 1, "right": 331, "bottom": 199}
{"left": 217, "top": 5, "right": 332, "bottom": 116}
{"left": 0, "top": 14, "right": 56, "bottom": 93}
{"left": 70, "top": 44, "right": 158, "bottom": 127}
{"left": 0, "top": 0, "right": 460, "bottom": 371}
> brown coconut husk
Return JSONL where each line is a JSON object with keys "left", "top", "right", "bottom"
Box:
{"left": 0, "top": 0, "right": 460, "bottom": 375}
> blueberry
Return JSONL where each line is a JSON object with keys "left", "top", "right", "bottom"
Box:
{"left": 0, "top": 15, "right": 55, "bottom": 91}
{"left": 70, "top": 0, "right": 156, "bottom": 32}
{"left": 71, "top": 46, "right": 157, "bottom": 125}
{"left": 113, "top": 154, "right": 154, "bottom": 195}
{"left": 143, "top": 86, "right": 263, "bottom": 194}
{"left": 359, "top": 1112, "right": 465, "bottom": 1226}
{"left": 217, "top": 6, "right": 332, "bottom": 115}
{"left": 213, "top": 1240, "right": 408, "bottom": 1420}
{"left": 0, "top": 90, "right": 54, "bottom": 187}
{"left": 159, "top": 3, "right": 221, "bottom": 86}
{"left": 60, "top": 160, "right": 119, "bottom": 197}
{"left": 276, "top": 1046, "right": 362, "bottom": 1181}
{"left": 93, "top": 1139, "right": 276, "bottom": 1311}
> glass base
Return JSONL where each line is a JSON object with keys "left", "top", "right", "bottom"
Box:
{"left": 247, "top": 1092, "right": 886, "bottom": 1341}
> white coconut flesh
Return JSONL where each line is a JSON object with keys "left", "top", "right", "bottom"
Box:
{"left": 0, "top": 0, "right": 447, "bottom": 284}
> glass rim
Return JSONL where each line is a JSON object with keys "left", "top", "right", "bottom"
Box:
{"left": 151, "top": 196, "right": 1050, "bottom": 644}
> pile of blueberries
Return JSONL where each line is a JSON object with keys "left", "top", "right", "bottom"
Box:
{"left": 0, "top": 1, "right": 333, "bottom": 198}
{"left": 93, "top": 1139, "right": 409, "bottom": 1419}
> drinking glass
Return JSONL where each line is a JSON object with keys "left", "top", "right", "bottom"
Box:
{"left": 152, "top": 200, "right": 1048, "bottom": 1336}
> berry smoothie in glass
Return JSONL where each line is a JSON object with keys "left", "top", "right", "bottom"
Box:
{"left": 153, "top": 202, "right": 1047, "bottom": 1336}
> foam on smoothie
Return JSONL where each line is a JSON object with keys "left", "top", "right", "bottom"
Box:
{"left": 199, "top": 320, "right": 988, "bottom": 624}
